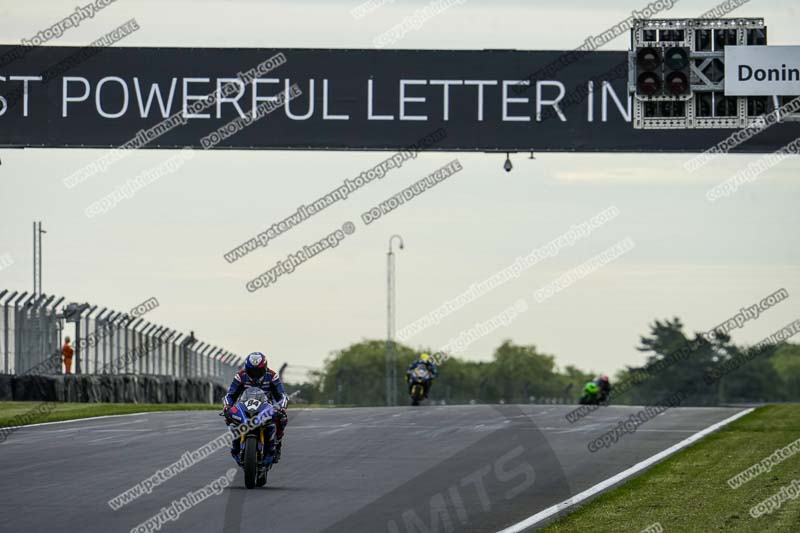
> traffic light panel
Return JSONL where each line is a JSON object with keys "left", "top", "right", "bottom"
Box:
{"left": 664, "top": 47, "right": 690, "bottom": 96}
{"left": 636, "top": 47, "right": 662, "bottom": 96}
{"left": 635, "top": 46, "right": 690, "bottom": 98}
{"left": 630, "top": 18, "right": 771, "bottom": 129}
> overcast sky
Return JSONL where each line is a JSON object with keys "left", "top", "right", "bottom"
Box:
{"left": 1, "top": 0, "right": 798, "bottom": 382}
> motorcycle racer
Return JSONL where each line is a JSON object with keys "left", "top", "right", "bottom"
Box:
{"left": 594, "top": 375, "right": 612, "bottom": 402}
{"left": 223, "top": 352, "right": 289, "bottom": 464}
{"left": 579, "top": 381, "right": 601, "bottom": 405}
{"left": 405, "top": 352, "right": 439, "bottom": 398}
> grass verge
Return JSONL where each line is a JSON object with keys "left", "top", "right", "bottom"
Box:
{"left": 543, "top": 405, "right": 800, "bottom": 533}
{"left": 0, "top": 401, "right": 219, "bottom": 428}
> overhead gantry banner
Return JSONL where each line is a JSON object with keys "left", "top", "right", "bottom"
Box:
{"left": 0, "top": 45, "right": 798, "bottom": 152}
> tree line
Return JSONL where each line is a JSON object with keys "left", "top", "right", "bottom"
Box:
{"left": 283, "top": 317, "right": 800, "bottom": 406}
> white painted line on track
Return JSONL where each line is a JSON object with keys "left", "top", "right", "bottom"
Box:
{"left": 93, "top": 428, "right": 153, "bottom": 432}
{"left": 9, "top": 418, "right": 150, "bottom": 434}
{"left": 1, "top": 412, "right": 151, "bottom": 432}
{"left": 86, "top": 435, "right": 119, "bottom": 444}
{"left": 1, "top": 408, "right": 220, "bottom": 434}
{"left": 496, "top": 408, "right": 755, "bottom": 533}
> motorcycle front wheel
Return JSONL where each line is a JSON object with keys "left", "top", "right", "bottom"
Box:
{"left": 411, "top": 385, "right": 422, "bottom": 406}
{"left": 244, "top": 436, "right": 259, "bottom": 489}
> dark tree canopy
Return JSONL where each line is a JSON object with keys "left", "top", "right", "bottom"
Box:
{"left": 283, "top": 320, "right": 800, "bottom": 406}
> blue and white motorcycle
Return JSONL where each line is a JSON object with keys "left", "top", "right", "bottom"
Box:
{"left": 227, "top": 387, "right": 278, "bottom": 488}
{"left": 408, "top": 366, "right": 432, "bottom": 406}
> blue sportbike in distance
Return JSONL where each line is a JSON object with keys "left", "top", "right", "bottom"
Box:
{"left": 227, "top": 387, "right": 279, "bottom": 488}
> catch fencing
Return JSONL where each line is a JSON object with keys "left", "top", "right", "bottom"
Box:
{"left": 0, "top": 289, "right": 240, "bottom": 384}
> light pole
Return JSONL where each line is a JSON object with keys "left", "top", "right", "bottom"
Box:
{"left": 33, "top": 221, "right": 46, "bottom": 297}
{"left": 386, "top": 234, "right": 404, "bottom": 407}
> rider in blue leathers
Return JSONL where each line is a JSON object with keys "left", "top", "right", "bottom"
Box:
{"left": 223, "top": 352, "right": 289, "bottom": 464}
{"left": 405, "top": 352, "right": 439, "bottom": 398}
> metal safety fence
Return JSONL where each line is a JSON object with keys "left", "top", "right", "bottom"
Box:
{"left": 0, "top": 289, "right": 241, "bottom": 384}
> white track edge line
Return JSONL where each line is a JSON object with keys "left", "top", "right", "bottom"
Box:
{"left": 1, "top": 405, "right": 315, "bottom": 433}
{"left": 1, "top": 411, "right": 155, "bottom": 432}
{"left": 497, "top": 407, "right": 756, "bottom": 533}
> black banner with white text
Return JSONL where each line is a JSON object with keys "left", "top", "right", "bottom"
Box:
{"left": 1, "top": 45, "right": 798, "bottom": 152}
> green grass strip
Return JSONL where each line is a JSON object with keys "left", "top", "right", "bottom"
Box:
{"left": 544, "top": 405, "right": 800, "bottom": 533}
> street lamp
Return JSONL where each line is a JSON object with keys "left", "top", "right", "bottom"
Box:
{"left": 386, "top": 234, "right": 404, "bottom": 407}
{"left": 33, "top": 221, "right": 46, "bottom": 297}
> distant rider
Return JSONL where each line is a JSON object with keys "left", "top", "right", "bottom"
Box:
{"left": 223, "top": 352, "right": 289, "bottom": 464}
{"left": 580, "top": 381, "right": 601, "bottom": 405}
{"left": 405, "top": 352, "right": 439, "bottom": 398}
{"left": 594, "top": 375, "right": 611, "bottom": 402}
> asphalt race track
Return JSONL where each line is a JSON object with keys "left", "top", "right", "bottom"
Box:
{"left": 0, "top": 405, "right": 745, "bottom": 533}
